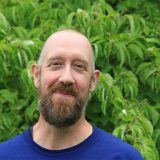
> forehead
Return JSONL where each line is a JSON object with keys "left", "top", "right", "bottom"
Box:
{"left": 42, "top": 31, "right": 93, "bottom": 64}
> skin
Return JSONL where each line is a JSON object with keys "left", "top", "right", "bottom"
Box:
{"left": 31, "top": 30, "right": 100, "bottom": 150}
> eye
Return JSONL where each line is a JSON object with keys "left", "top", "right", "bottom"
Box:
{"left": 74, "top": 63, "right": 86, "bottom": 71}
{"left": 48, "top": 61, "right": 63, "bottom": 70}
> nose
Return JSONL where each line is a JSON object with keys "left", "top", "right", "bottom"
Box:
{"left": 59, "top": 66, "right": 75, "bottom": 85}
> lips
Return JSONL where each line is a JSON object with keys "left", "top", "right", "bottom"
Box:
{"left": 54, "top": 91, "right": 74, "bottom": 97}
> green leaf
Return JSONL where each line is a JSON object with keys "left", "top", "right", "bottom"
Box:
{"left": 0, "top": 89, "right": 16, "bottom": 104}
{"left": 140, "top": 137, "right": 159, "bottom": 160}
{"left": 143, "top": 105, "right": 160, "bottom": 127}
{"left": 113, "top": 42, "right": 125, "bottom": 66}
{"left": 66, "top": 12, "right": 76, "bottom": 27}
{"left": 113, "top": 124, "right": 127, "bottom": 140}
{"left": 126, "top": 15, "right": 135, "bottom": 34}
{"left": 128, "top": 43, "right": 143, "bottom": 60}
{"left": 25, "top": 100, "right": 38, "bottom": 122}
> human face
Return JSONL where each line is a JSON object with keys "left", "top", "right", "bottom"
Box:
{"left": 32, "top": 31, "right": 99, "bottom": 127}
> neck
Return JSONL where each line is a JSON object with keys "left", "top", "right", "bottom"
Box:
{"left": 32, "top": 115, "right": 93, "bottom": 150}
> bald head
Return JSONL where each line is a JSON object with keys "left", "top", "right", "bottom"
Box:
{"left": 38, "top": 29, "right": 95, "bottom": 71}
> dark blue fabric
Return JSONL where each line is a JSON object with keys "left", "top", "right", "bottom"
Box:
{"left": 0, "top": 126, "right": 144, "bottom": 160}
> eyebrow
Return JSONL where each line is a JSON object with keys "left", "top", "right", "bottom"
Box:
{"left": 47, "top": 57, "right": 63, "bottom": 63}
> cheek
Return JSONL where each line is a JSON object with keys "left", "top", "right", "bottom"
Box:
{"left": 40, "top": 71, "right": 59, "bottom": 90}
{"left": 76, "top": 75, "right": 92, "bottom": 92}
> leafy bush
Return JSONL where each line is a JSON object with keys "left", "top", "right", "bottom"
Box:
{"left": 0, "top": 0, "right": 160, "bottom": 159}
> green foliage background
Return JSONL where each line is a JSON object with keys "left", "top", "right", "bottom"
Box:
{"left": 0, "top": 0, "right": 160, "bottom": 159}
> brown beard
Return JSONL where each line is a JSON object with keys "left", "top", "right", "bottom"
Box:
{"left": 38, "top": 82, "right": 89, "bottom": 128}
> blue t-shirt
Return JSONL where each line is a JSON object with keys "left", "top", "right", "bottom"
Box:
{"left": 0, "top": 126, "right": 144, "bottom": 160}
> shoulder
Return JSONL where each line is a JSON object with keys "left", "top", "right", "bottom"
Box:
{"left": 93, "top": 126, "right": 144, "bottom": 160}
{"left": 0, "top": 129, "right": 29, "bottom": 157}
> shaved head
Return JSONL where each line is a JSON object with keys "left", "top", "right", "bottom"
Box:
{"left": 38, "top": 29, "right": 95, "bottom": 71}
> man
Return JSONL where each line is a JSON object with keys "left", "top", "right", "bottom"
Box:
{"left": 0, "top": 29, "right": 144, "bottom": 159}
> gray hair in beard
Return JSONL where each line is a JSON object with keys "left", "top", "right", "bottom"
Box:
{"left": 38, "top": 83, "right": 89, "bottom": 128}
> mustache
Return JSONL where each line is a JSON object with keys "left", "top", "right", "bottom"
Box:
{"left": 48, "top": 83, "right": 77, "bottom": 96}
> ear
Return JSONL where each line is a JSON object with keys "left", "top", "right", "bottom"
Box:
{"left": 90, "top": 70, "right": 100, "bottom": 92}
{"left": 31, "top": 64, "right": 40, "bottom": 88}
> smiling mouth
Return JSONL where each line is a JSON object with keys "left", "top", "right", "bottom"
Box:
{"left": 54, "top": 92, "right": 74, "bottom": 97}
